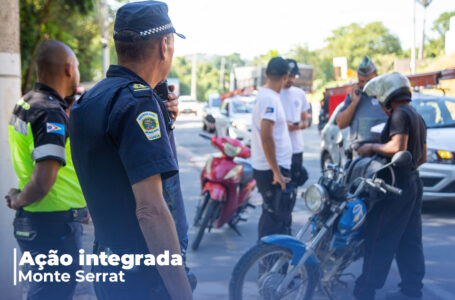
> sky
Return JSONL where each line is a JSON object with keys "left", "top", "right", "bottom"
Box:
{"left": 122, "top": 0, "right": 455, "bottom": 59}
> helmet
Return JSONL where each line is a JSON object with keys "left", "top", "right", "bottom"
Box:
{"left": 363, "top": 72, "right": 411, "bottom": 108}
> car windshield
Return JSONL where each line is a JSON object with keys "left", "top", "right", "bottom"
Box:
{"left": 232, "top": 100, "right": 253, "bottom": 114}
{"left": 411, "top": 97, "right": 455, "bottom": 128}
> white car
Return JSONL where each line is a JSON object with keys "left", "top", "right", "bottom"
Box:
{"left": 179, "top": 95, "right": 201, "bottom": 115}
{"left": 215, "top": 95, "right": 255, "bottom": 147}
{"left": 321, "top": 93, "right": 455, "bottom": 201}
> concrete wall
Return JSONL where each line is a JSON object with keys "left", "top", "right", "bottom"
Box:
{"left": 0, "top": 0, "right": 22, "bottom": 298}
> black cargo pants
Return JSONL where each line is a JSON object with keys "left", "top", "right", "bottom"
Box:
{"left": 13, "top": 215, "right": 83, "bottom": 300}
{"left": 354, "top": 172, "right": 425, "bottom": 300}
{"left": 253, "top": 167, "right": 296, "bottom": 239}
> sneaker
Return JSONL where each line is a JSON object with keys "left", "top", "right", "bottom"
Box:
{"left": 385, "top": 290, "right": 422, "bottom": 300}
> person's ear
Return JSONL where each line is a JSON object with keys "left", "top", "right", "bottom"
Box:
{"left": 160, "top": 36, "right": 168, "bottom": 60}
{"left": 64, "top": 62, "right": 73, "bottom": 78}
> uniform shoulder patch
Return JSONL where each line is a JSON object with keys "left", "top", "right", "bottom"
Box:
{"left": 128, "top": 83, "right": 152, "bottom": 97}
{"left": 17, "top": 98, "right": 30, "bottom": 110}
{"left": 136, "top": 111, "right": 161, "bottom": 141}
{"left": 46, "top": 122, "right": 65, "bottom": 136}
{"left": 266, "top": 107, "right": 274, "bottom": 113}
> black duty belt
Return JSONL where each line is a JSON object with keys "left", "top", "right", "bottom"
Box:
{"left": 16, "top": 207, "right": 88, "bottom": 223}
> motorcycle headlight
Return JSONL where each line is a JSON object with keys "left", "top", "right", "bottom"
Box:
{"left": 304, "top": 184, "right": 328, "bottom": 213}
{"left": 427, "top": 148, "right": 455, "bottom": 164}
{"left": 224, "top": 142, "right": 242, "bottom": 157}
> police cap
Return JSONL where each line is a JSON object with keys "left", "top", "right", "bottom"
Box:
{"left": 357, "top": 56, "right": 377, "bottom": 76}
{"left": 114, "top": 1, "right": 185, "bottom": 41}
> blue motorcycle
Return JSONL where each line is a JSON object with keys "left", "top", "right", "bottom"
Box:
{"left": 229, "top": 151, "right": 411, "bottom": 300}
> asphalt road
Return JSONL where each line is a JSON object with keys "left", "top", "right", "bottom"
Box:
{"left": 176, "top": 114, "right": 455, "bottom": 300}
{"left": 1, "top": 113, "right": 454, "bottom": 300}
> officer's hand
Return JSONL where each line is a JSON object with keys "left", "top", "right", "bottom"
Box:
{"left": 287, "top": 121, "right": 299, "bottom": 131}
{"left": 351, "top": 83, "right": 361, "bottom": 105}
{"left": 81, "top": 210, "right": 91, "bottom": 224}
{"left": 273, "top": 171, "right": 291, "bottom": 191}
{"left": 5, "top": 188, "right": 20, "bottom": 210}
{"left": 357, "top": 143, "right": 374, "bottom": 156}
{"left": 165, "top": 85, "right": 179, "bottom": 122}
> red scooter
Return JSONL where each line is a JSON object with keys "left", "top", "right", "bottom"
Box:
{"left": 192, "top": 134, "right": 256, "bottom": 250}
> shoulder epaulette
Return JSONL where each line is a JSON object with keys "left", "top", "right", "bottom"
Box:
{"left": 127, "top": 82, "right": 152, "bottom": 98}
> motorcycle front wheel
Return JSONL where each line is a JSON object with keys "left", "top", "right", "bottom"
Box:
{"left": 191, "top": 199, "right": 219, "bottom": 251}
{"left": 229, "top": 243, "right": 318, "bottom": 300}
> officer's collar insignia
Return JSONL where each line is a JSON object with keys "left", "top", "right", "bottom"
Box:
{"left": 136, "top": 111, "right": 161, "bottom": 141}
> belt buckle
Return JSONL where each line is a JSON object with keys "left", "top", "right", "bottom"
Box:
{"left": 72, "top": 209, "right": 78, "bottom": 220}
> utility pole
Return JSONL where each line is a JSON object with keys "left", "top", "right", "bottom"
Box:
{"left": 0, "top": 0, "right": 21, "bottom": 297}
{"left": 219, "top": 57, "right": 225, "bottom": 91}
{"left": 98, "top": 0, "right": 110, "bottom": 77}
{"left": 191, "top": 54, "right": 197, "bottom": 99}
{"left": 411, "top": 0, "right": 417, "bottom": 74}
{"left": 417, "top": 0, "right": 433, "bottom": 60}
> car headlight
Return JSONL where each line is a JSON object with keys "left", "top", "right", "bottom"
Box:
{"left": 232, "top": 122, "right": 248, "bottom": 131}
{"left": 304, "top": 184, "right": 328, "bottom": 213}
{"left": 427, "top": 148, "right": 455, "bottom": 164}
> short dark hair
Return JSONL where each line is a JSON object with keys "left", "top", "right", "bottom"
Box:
{"left": 36, "top": 40, "right": 71, "bottom": 80}
{"left": 114, "top": 30, "right": 171, "bottom": 63}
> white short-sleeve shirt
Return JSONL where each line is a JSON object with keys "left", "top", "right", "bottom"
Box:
{"left": 280, "top": 86, "right": 310, "bottom": 154}
{"left": 251, "top": 87, "right": 292, "bottom": 170}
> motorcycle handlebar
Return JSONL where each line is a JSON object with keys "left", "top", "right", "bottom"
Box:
{"left": 383, "top": 183, "right": 402, "bottom": 196}
{"left": 199, "top": 133, "right": 213, "bottom": 140}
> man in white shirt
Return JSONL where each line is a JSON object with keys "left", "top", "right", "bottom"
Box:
{"left": 280, "top": 59, "right": 310, "bottom": 234}
{"left": 281, "top": 59, "right": 310, "bottom": 187}
{"left": 251, "top": 57, "right": 295, "bottom": 238}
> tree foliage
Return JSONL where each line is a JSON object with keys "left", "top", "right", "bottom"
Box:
{"left": 169, "top": 53, "right": 246, "bottom": 100}
{"left": 426, "top": 11, "right": 455, "bottom": 57}
{"left": 20, "top": 0, "right": 97, "bottom": 93}
{"left": 325, "top": 22, "right": 402, "bottom": 69}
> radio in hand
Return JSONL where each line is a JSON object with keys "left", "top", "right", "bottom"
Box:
{"left": 155, "top": 80, "right": 177, "bottom": 120}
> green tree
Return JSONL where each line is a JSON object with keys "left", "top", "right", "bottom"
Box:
{"left": 289, "top": 45, "right": 334, "bottom": 83}
{"left": 20, "top": 0, "right": 95, "bottom": 93}
{"left": 325, "top": 22, "right": 402, "bottom": 69}
{"left": 426, "top": 11, "right": 455, "bottom": 57}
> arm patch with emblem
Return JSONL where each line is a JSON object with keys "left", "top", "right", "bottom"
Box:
{"left": 136, "top": 111, "right": 161, "bottom": 140}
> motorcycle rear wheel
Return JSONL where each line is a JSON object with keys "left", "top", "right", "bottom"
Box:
{"left": 192, "top": 199, "right": 218, "bottom": 251}
{"left": 229, "top": 243, "right": 318, "bottom": 300}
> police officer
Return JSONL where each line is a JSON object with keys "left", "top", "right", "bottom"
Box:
{"left": 69, "top": 2, "right": 192, "bottom": 300}
{"left": 5, "top": 40, "right": 87, "bottom": 300}
{"left": 251, "top": 57, "right": 295, "bottom": 238}
{"left": 354, "top": 73, "right": 426, "bottom": 300}
{"left": 336, "top": 56, "right": 388, "bottom": 154}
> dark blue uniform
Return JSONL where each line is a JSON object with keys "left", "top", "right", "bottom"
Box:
{"left": 354, "top": 104, "right": 426, "bottom": 300}
{"left": 69, "top": 65, "right": 184, "bottom": 299}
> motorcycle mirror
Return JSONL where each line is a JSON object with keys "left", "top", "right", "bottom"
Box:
{"left": 391, "top": 151, "right": 412, "bottom": 167}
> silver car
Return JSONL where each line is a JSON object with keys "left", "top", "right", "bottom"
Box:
{"left": 321, "top": 93, "right": 455, "bottom": 201}
{"left": 215, "top": 95, "right": 255, "bottom": 146}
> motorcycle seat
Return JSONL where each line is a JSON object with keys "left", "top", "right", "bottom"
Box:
{"left": 235, "top": 157, "right": 254, "bottom": 186}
